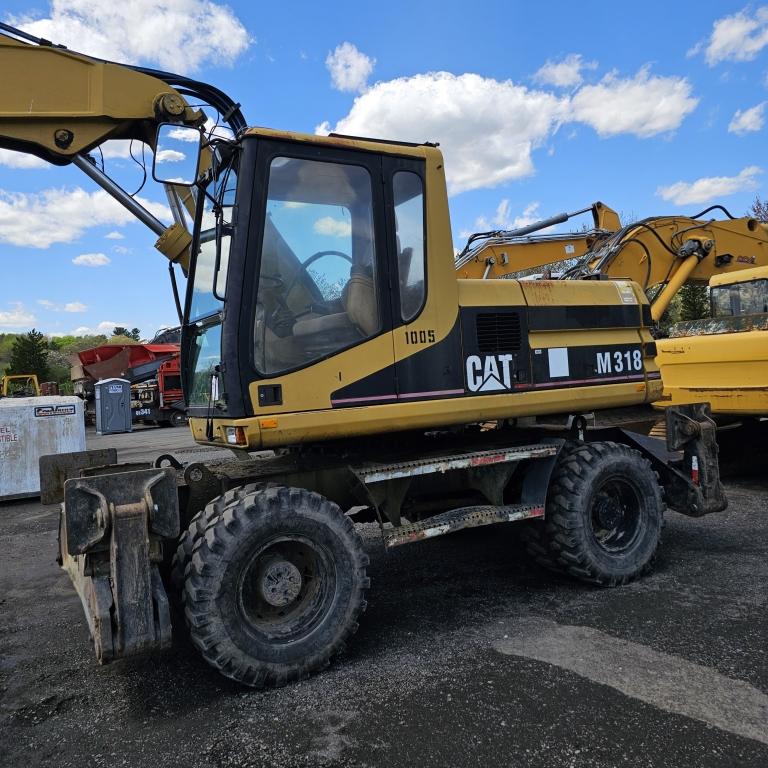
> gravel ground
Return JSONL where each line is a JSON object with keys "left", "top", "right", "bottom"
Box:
{"left": 0, "top": 427, "right": 766, "bottom": 768}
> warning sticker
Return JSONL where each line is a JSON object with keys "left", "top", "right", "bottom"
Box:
{"left": 615, "top": 282, "right": 638, "bottom": 305}
{"left": 34, "top": 405, "right": 76, "bottom": 417}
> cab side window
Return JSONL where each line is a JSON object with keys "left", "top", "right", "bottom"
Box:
{"left": 393, "top": 172, "right": 425, "bottom": 322}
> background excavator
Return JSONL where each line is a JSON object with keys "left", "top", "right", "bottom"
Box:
{"left": 0, "top": 22, "right": 733, "bottom": 688}
{"left": 456, "top": 204, "right": 768, "bottom": 421}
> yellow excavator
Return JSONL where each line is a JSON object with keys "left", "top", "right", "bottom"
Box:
{"left": 0, "top": 374, "right": 41, "bottom": 397}
{"left": 0, "top": 23, "right": 730, "bottom": 687}
{"left": 457, "top": 204, "right": 768, "bottom": 418}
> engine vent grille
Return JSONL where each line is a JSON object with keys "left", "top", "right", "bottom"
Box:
{"left": 475, "top": 313, "right": 521, "bottom": 353}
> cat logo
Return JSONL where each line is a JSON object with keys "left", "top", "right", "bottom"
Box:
{"left": 465, "top": 354, "right": 515, "bottom": 392}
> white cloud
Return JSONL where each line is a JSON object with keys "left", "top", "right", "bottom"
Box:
{"left": 314, "top": 216, "right": 352, "bottom": 237}
{"left": 656, "top": 166, "right": 762, "bottom": 205}
{"left": 70, "top": 320, "right": 126, "bottom": 336}
{"left": 326, "top": 42, "right": 375, "bottom": 93}
{"left": 570, "top": 66, "right": 698, "bottom": 138}
{"left": 461, "top": 201, "right": 542, "bottom": 238}
{"left": 533, "top": 54, "right": 597, "bottom": 88}
{"left": 100, "top": 140, "right": 133, "bottom": 160}
{"left": 694, "top": 7, "right": 768, "bottom": 66}
{"left": 167, "top": 127, "right": 202, "bottom": 142}
{"left": 156, "top": 149, "right": 186, "bottom": 163}
{"left": 320, "top": 72, "right": 568, "bottom": 194}
{"left": 0, "top": 302, "right": 36, "bottom": 328}
{"left": 728, "top": 102, "right": 766, "bottom": 135}
{"left": 319, "top": 67, "right": 698, "bottom": 195}
{"left": 0, "top": 150, "right": 49, "bottom": 169}
{"left": 36, "top": 298, "right": 87, "bottom": 312}
{"left": 0, "top": 187, "right": 171, "bottom": 248}
{"left": 72, "top": 253, "right": 111, "bottom": 267}
{"left": 10, "top": 0, "right": 251, "bottom": 74}
{"left": 105, "top": 231, "right": 125, "bottom": 240}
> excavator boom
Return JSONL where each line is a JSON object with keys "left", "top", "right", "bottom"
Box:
{"left": 460, "top": 202, "right": 768, "bottom": 322}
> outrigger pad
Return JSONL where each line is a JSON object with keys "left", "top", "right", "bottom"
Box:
{"left": 60, "top": 467, "right": 179, "bottom": 661}
{"left": 63, "top": 467, "right": 179, "bottom": 555}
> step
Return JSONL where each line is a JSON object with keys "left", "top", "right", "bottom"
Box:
{"left": 383, "top": 502, "right": 545, "bottom": 548}
{"left": 357, "top": 443, "right": 558, "bottom": 485}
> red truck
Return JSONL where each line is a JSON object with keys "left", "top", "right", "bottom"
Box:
{"left": 131, "top": 355, "right": 186, "bottom": 426}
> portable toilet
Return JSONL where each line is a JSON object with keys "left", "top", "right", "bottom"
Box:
{"left": 94, "top": 378, "right": 132, "bottom": 435}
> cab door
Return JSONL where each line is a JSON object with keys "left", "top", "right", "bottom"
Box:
{"left": 384, "top": 156, "right": 465, "bottom": 403}
{"left": 239, "top": 139, "right": 398, "bottom": 414}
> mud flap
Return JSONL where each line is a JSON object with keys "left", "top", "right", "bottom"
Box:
{"left": 664, "top": 403, "right": 727, "bottom": 516}
{"left": 622, "top": 404, "right": 727, "bottom": 517}
{"left": 59, "top": 468, "right": 178, "bottom": 663}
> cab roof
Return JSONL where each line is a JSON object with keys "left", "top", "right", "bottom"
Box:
{"left": 241, "top": 126, "right": 441, "bottom": 161}
{"left": 710, "top": 265, "right": 768, "bottom": 287}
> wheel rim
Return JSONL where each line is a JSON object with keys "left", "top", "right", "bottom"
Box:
{"left": 589, "top": 476, "right": 643, "bottom": 553}
{"left": 237, "top": 535, "right": 336, "bottom": 643}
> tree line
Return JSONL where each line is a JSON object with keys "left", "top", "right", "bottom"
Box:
{"left": 1, "top": 327, "right": 142, "bottom": 391}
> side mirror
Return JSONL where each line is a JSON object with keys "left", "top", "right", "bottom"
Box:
{"left": 152, "top": 124, "right": 202, "bottom": 186}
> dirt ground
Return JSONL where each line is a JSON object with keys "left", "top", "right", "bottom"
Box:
{"left": 0, "top": 426, "right": 766, "bottom": 768}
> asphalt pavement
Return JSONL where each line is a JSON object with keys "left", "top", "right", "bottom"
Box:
{"left": 0, "top": 426, "right": 766, "bottom": 768}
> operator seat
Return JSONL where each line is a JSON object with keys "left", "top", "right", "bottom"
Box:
{"left": 292, "top": 265, "right": 378, "bottom": 342}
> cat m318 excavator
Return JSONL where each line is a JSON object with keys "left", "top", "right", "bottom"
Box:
{"left": 0, "top": 23, "right": 729, "bottom": 687}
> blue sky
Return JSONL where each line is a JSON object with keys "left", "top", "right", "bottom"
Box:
{"left": 2, "top": 0, "right": 768, "bottom": 338}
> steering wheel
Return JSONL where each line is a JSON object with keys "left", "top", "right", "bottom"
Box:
{"left": 283, "top": 250, "right": 353, "bottom": 307}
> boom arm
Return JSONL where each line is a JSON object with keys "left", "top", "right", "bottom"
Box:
{"left": 565, "top": 210, "right": 768, "bottom": 320}
{"left": 455, "top": 201, "right": 621, "bottom": 279}
{"left": 462, "top": 203, "right": 768, "bottom": 322}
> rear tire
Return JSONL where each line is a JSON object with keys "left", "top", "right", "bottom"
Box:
{"left": 183, "top": 486, "right": 369, "bottom": 687}
{"left": 525, "top": 441, "right": 663, "bottom": 586}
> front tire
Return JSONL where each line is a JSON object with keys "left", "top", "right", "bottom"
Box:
{"left": 183, "top": 486, "right": 369, "bottom": 687}
{"left": 527, "top": 441, "right": 663, "bottom": 586}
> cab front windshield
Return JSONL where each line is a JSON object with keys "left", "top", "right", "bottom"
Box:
{"left": 711, "top": 279, "right": 768, "bottom": 317}
{"left": 254, "top": 156, "right": 380, "bottom": 375}
{"left": 187, "top": 147, "right": 238, "bottom": 406}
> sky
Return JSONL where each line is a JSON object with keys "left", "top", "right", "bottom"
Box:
{"left": 2, "top": 0, "right": 768, "bottom": 338}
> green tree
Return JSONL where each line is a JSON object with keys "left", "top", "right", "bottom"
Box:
{"left": 7, "top": 329, "right": 50, "bottom": 380}
{"left": 678, "top": 284, "right": 709, "bottom": 322}
{"left": 112, "top": 326, "right": 141, "bottom": 341}
{"left": 749, "top": 195, "right": 768, "bottom": 223}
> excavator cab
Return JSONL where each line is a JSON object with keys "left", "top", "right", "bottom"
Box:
{"left": 178, "top": 129, "right": 668, "bottom": 452}
{"left": 710, "top": 267, "right": 768, "bottom": 317}
{"left": 181, "top": 131, "right": 443, "bottom": 445}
